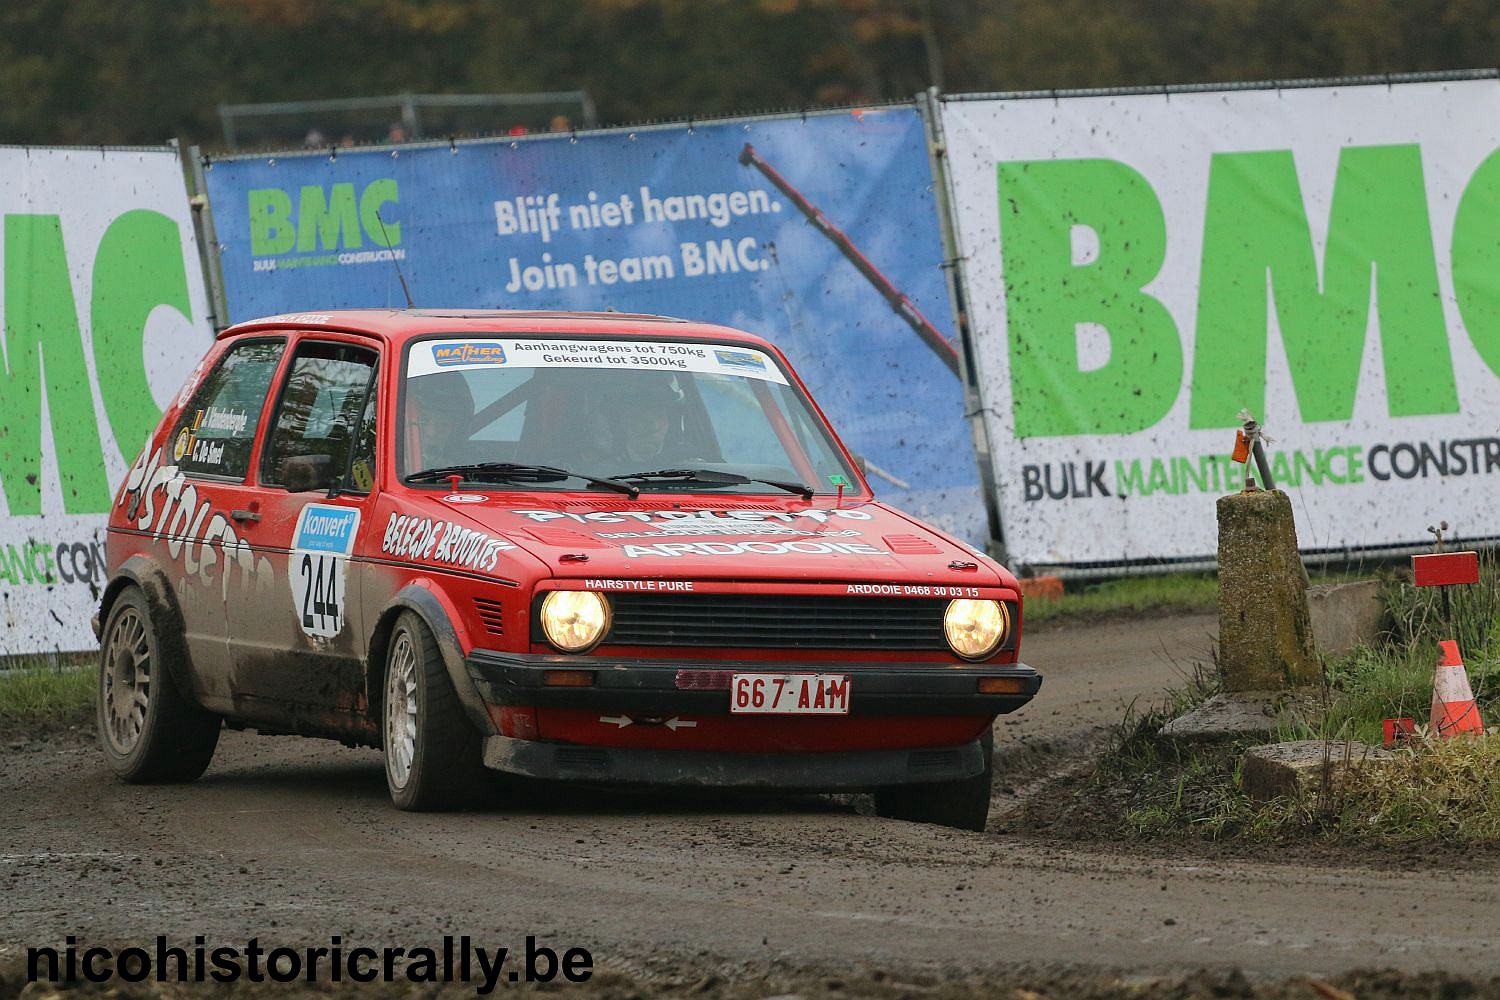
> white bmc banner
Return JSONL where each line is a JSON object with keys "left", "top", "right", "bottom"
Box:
{"left": 0, "top": 147, "right": 214, "bottom": 655}
{"left": 942, "top": 79, "right": 1500, "bottom": 567}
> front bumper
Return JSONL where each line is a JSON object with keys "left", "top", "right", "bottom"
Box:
{"left": 464, "top": 650, "right": 1041, "bottom": 717}
{"left": 482, "top": 732, "right": 988, "bottom": 788}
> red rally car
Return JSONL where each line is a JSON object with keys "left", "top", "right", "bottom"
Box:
{"left": 96, "top": 310, "right": 1039, "bottom": 830}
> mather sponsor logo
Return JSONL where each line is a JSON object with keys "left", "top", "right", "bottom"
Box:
{"left": 433, "top": 342, "right": 507, "bottom": 367}
{"left": 248, "top": 179, "right": 403, "bottom": 272}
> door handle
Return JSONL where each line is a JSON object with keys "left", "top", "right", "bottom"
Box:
{"left": 230, "top": 509, "right": 261, "bottom": 523}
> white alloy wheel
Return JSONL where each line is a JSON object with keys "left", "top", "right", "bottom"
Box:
{"left": 102, "top": 605, "right": 152, "bottom": 755}
{"left": 385, "top": 629, "right": 420, "bottom": 790}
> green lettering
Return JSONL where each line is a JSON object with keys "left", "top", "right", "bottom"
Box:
{"left": 1452, "top": 148, "right": 1500, "bottom": 376}
{"left": 91, "top": 210, "right": 193, "bottom": 458}
{"left": 1347, "top": 447, "right": 1365, "bottom": 483}
{"left": 248, "top": 188, "right": 295, "bottom": 256}
{"left": 297, "top": 183, "right": 361, "bottom": 253}
{"left": 1, "top": 215, "right": 111, "bottom": 514}
{"left": 997, "top": 159, "right": 1182, "bottom": 437}
{"left": 1146, "top": 458, "right": 1171, "bottom": 495}
{"left": 1192, "top": 145, "right": 1456, "bottom": 428}
{"left": 1179, "top": 457, "right": 1210, "bottom": 494}
{"left": 360, "top": 179, "right": 400, "bottom": 247}
{"left": 1115, "top": 458, "right": 1146, "bottom": 497}
{"left": 6, "top": 544, "right": 33, "bottom": 583}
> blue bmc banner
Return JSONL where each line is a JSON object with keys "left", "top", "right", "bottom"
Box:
{"left": 205, "top": 108, "right": 983, "bottom": 544}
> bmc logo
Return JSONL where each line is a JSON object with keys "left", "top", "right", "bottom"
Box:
{"left": 248, "top": 179, "right": 400, "bottom": 257}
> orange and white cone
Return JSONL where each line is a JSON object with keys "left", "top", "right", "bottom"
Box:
{"left": 1431, "top": 639, "right": 1485, "bottom": 737}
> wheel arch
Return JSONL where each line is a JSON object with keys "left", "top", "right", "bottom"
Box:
{"left": 365, "top": 583, "right": 494, "bottom": 741}
{"left": 98, "top": 556, "right": 198, "bottom": 701}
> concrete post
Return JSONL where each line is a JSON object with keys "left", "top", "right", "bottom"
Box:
{"left": 1217, "top": 489, "right": 1319, "bottom": 690}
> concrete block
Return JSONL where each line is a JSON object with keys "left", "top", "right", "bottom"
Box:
{"left": 1158, "top": 691, "right": 1308, "bottom": 742}
{"left": 1240, "top": 740, "right": 1394, "bottom": 802}
{"left": 1307, "top": 580, "right": 1385, "bottom": 659}
{"left": 1217, "top": 489, "right": 1319, "bottom": 690}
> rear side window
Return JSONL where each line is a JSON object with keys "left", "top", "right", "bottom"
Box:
{"left": 262, "top": 341, "right": 378, "bottom": 492}
{"left": 173, "top": 339, "right": 285, "bottom": 480}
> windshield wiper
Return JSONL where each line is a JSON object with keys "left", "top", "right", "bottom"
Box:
{"left": 617, "top": 468, "right": 814, "bottom": 500}
{"left": 405, "top": 462, "right": 639, "bottom": 497}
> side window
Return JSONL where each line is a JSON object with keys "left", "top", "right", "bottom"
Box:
{"left": 348, "top": 382, "right": 379, "bottom": 493}
{"left": 262, "top": 342, "right": 378, "bottom": 492}
{"left": 173, "top": 339, "right": 285, "bottom": 480}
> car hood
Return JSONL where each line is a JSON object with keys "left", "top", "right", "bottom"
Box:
{"left": 426, "top": 492, "right": 1017, "bottom": 591}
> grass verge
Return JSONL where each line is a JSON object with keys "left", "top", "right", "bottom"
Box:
{"left": 1023, "top": 565, "right": 1370, "bottom": 625}
{"left": 1019, "top": 553, "right": 1500, "bottom": 846}
{"left": 1025, "top": 572, "right": 1219, "bottom": 624}
{"left": 0, "top": 659, "right": 95, "bottom": 737}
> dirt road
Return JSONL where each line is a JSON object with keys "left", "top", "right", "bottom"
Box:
{"left": 5, "top": 612, "right": 1498, "bottom": 988}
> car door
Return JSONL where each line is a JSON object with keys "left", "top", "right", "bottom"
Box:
{"left": 139, "top": 337, "right": 287, "bottom": 712}
{"left": 225, "top": 334, "right": 381, "bottom": 729}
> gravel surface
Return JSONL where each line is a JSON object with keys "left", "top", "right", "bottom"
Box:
{"left": 5, "top": 613, "right": 1498, "bottom": 996}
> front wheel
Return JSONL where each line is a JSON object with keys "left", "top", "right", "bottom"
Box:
{"left": 382, "top": 611, "right": 485, "bottom": 811}
{"left": 873, "top": 728, "right": 993, "bottom": 832}
{"left": 97, "top": 586, "right": 220, "bottom": 783}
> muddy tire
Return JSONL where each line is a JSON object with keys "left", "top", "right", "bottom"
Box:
{"left": 382, "top": 611, "right": 485, "bottom": 811}
{"left": 97, "top": 586, "right": 220, "bottom": 783}
{"left": 874, "top": 728, "right": 993, "bottom": 832}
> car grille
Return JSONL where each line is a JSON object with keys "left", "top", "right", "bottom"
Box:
{"left": 603, "top": 594, "right": 951, "bottom": 650}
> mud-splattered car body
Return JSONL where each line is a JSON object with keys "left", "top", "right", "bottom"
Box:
{"left": 98, "top": 310, "right": 1038, "bottom": 826}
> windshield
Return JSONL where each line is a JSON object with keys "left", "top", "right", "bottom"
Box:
{"left": 400, "top": 336, "right": 858, "bottom": 493}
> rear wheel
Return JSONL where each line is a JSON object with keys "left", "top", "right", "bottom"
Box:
{"left": 874, "top": 728, "right": 994, "bottom": 832}
{"left": 383, "top": 611, "right": 485, "bottom": 811}
{"left": 97, "top": 586, "right": 220, "bottom": 783}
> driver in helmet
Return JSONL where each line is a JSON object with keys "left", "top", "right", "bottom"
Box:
{"left": 579, "top": 375, "right": 685, "bottom": 470}
{"left": 406, "top": 371, "right": 475, "bottom": 470}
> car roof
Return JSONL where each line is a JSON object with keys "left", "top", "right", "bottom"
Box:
{"left": 218, "top": 309, "right": 779, "bottom": 351}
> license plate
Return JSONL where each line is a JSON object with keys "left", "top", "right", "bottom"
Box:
{"left": 729, "top": 673, "right": 851, "bottom": 715}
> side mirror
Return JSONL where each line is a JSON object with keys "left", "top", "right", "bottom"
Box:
{"left": 282, "top": 454, "right": 335, "bottom": 493}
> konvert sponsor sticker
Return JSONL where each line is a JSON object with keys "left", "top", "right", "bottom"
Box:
{"left": 290, "top": 504, "right": 361, "bottom": 638}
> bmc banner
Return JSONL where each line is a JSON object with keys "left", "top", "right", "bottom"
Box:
{"left": 1, "top": 147, "right": 214, "bottom": 654}
{"left": 202, "top": 108, "right": 981, "bottom": 546}
{"left": 942, "top": 78, "right": 1500, "bottom": 567}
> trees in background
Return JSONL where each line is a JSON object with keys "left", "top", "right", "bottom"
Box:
{"left": 2, "top": 0, "right": 1496, "bottom": 147}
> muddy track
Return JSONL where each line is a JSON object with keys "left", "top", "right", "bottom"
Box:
{"left": 5, "top": 612, "right": 1499, "bottom": 989}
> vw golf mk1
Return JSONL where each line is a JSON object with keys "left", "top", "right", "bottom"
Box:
{"left": 97, "top": 309, "right": 1039, "bottom": 830}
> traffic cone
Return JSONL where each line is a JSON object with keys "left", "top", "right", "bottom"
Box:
{"left": 1431, "top": 640, "right": 1485, "bottom": 737}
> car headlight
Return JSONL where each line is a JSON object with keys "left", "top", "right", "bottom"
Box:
{"left": 540, "top": 590, "right": 611, "bottom": 653}
{"left": 943, "top": 599, "right": 1009, "bottom": 660}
